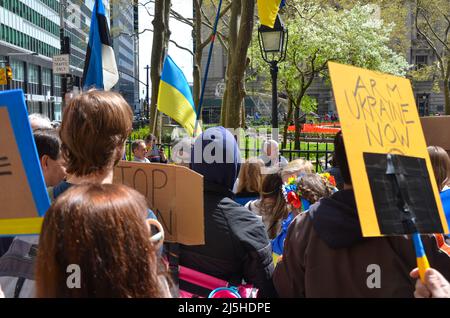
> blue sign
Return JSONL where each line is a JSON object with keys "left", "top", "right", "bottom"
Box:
{"left": 0, "top": 90, "right": 50, "bottom": 235}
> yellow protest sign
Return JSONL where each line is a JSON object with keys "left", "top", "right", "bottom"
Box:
{"left": 328, "top": 61, "right": 448, "bottom": 236}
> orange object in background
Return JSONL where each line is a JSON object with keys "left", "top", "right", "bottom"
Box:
{"left": 288, "top": 122, "right": 341, "bottom": 134}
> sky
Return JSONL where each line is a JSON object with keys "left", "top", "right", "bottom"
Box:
{"left": 138, "top": 0, "right": 193, "bottom": 100}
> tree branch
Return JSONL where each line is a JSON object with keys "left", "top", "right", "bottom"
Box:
{"left": 139, "top": 0, "right": 155, "bottom": 7}
{"left": 169, "top": 39, "right": 194, "bottom": 55}
{"left": 420, "top": 7, "right": 450, "bottom": 52}
{"left": 416, "top": 6, "right": 445, "bottom": 76}
{"left": 199, "top": 2, "right": 231, "bottom": 40}
{"left": 170, "top": 8, "right": 193, "bottom": 27}
{"left": 117, "top": 29, "right": 193, "bottom": 56}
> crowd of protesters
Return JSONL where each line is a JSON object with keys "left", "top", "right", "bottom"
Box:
{"left": 0, "top": 89, "right": 450, "bottom": 298}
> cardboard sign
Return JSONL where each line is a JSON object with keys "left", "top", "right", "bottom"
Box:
{"left": 0, "top": 90, "right": 50, "bottom": 235}
{"left": 420, "top": 116, "right": 450, "bottom": 157}
{"left": 113, "top": 161, "right": 204, "bottom": 245}
{"left": 328, "top": 62, "right": 448, "bottom": 236}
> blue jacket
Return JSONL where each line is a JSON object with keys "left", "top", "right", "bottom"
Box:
{"left": 441, "top": 188, "right": 450, "bottom": 232}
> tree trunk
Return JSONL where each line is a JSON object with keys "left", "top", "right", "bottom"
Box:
{"left": 220, "top": 0, "right": 255, "bottom": 128}
{"left": 445, "top": 60, "right": 450, "bottom": 115}
{"left": 149, "top": 0, "right": 171, "bottom": 135}
{"left": 282, "top": 98, "right": 293, "bottom": 149}
{"left": 193, "top": 0, "right": 202, "bottom": 109}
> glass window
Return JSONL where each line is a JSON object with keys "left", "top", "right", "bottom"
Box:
{"left": 416, "top": 55, "right": 428, "bottom": 69}
{"left": 54, "top": 102, "right": 62, "bottom": 121}
{"left": 54, "top": 74, "right": 61, "bottom": 88}
{"left": 10, "top": 59, "right": 24, "bottom": 82}
{"left": 28, "top": 64, "right": 39, "bottom": 84}
{"left": 42, "top": 68, "right": 52, "bottom": 86}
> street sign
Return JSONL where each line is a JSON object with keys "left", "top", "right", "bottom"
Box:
{"left": 0, "top": 68, "right": 6, "bottom": 85}
{"left": 52, "top": 54, "right": 70, "bottom": 74}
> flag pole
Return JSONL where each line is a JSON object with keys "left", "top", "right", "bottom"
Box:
{"left": 193, "top": 0, "right": 223, "bottom": 137}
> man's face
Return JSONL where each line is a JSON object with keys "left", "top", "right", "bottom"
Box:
{"left": 134, "top": 142, "right": 147, "bottom": 160}
{"left": 42, "top": 155, "right": 66, "bottom": 187}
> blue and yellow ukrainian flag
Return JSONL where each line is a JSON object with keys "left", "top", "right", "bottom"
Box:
{"left": 412, "top": 232, "right": 430, "bottom": 282}
{"left": 257, "top": 0, "right": 285, "bottom": 28}
{"left": 158, "top": 56, "right": 197, "bottom": 136}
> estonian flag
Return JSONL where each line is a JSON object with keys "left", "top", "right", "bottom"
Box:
{"left": 157, "top": 56, "right": 197, "bottom": 136}
{"left": 82, "top": 0, "right": 119, "bottom": 91}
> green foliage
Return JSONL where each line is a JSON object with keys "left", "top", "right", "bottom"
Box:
{"left": 409, "top": 64, "right": 437, "bottom": 82}
{"left": 301, "top": 95, "right": 318, "bottom": 114}
{"left": 251, "top": 2, "right": 410, "bottom": 111}
{"left": 131, "top": 126, "right": 150, "bottom": 141}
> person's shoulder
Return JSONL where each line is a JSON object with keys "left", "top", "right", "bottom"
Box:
{"left": 53, "top": 181, "right": 72, "bottom": 199}
{"left": 220, "top": 198, "right": 266, "bottom": 229}
{"left": 290, "top": 212, "right": 313, "bottom": 234}
{"left": 221, "top": 197, "right": 254, "bottom": 215}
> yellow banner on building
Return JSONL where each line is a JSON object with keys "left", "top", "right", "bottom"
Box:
{"left": 328, "top": 61, "right": 448, "bottom": 237}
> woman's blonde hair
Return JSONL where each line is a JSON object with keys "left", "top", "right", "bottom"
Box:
{"left": 237, "top": 157, "right": 264, "bottom": 194}
{"left": 281, "top": 158, "right": 314, "bottom": 181}
{"left": 258, "top": 171, "right": 288, "bottom": 239}
{"left": 427, "top": 145, "right": 450, "bottom": 191}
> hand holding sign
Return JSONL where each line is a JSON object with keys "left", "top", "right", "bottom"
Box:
{"left": 113, "top": 161, "right": 204, "bottom": 245}
{"left": 328, "top": 62, "right": 448, "bottom": 282}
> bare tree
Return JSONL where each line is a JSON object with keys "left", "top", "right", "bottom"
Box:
{"left": 415, "top": 0, "right": 450, "bottom": 115}
{"left": 149, "top": 0, "right": 171, "bottom": 136}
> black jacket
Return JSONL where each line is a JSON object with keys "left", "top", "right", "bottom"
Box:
{"left": 274, "top": 189, "right": 450, "bottom": 297}
{"left": 180, "top": 127, "right": 276, "bottom": 297}
{"left": 180, "top": 181, "right": 276, "bottom": 297}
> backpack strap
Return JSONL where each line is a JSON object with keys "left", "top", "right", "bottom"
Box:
{"left": 11, "top": 244, "right": 38, "bottom": 298}
{"left": 13, "top": 277, "right": 26, "bottom": 298}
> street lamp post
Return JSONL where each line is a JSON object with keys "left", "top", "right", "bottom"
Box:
{"left": 145, "top": 65, "right": 150, "bottom": 120}
{"left": 258, "top": 14, "right": 288, "bottom": 142}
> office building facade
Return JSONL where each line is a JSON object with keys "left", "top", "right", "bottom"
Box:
{"left": 110, "top": 0, "right": 139, "bottom": 112}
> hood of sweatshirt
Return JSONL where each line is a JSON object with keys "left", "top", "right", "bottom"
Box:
{"left": 308, "top": 189, "right": 364, "bottom": 249}
{"left": 190, "top": 126, "right": 241, "bottom": 191}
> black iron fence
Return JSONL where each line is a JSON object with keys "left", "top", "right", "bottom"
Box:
{"left": 126, "top": 136, "right": 334, "bottom": 173}
{"left": 241, "top": 136, "right": 334, "bottom": 172}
